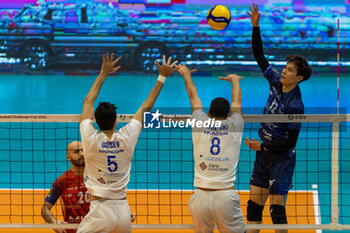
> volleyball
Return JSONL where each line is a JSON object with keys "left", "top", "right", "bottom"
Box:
{"left": 207, "top": 5, "right": 231, "bottom": 30}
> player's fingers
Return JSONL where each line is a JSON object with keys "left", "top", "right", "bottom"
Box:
{"left": 171, "top": 67, "right": 179, "bottom": 72}
{"left": 110, "top": 53, "right": 114, "bottom": 62}
{"left": 247, "top": 11, "right": 252, "bottom": 17}
{"left": 170, "top": 60, "right": 178, "bottom": 67}
{"left": 156, "top": 60, "right": 161, "bottom": 69}
{"left": 256, "top": 4, "right": 259, "bottom": 11}
{"left": 249, "top": 5, "right": 253, "bottom": 13}
{"left": 114, "top": 66, "right": 122, "bottom": 72}
{"left": 190, "top": 69, "right": 198, "bottom": 74}
{"left": 162, "top": 55, "right": 166, "bottom": 65}
{"left": 112, "top": 56, "right": 122, "bottom": 65}
{"left": 167, "top": 56, "right": 172, "bottom": 65}
{"left": 106, "top": 53, "right": 109, "bottom": 62}
{"left": 102, "top": 54, "right": 105, "bottom": 64}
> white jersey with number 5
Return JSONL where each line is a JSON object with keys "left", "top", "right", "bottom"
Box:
{"left": 80, "top": 119, "right": 142, "bottom": 199}
{"left": 192, "top": 110, "right": 244, "bottom": 189}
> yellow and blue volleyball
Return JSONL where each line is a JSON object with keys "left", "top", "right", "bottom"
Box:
{"left": 207, "top": 5, "right": 231, "bottom": 30}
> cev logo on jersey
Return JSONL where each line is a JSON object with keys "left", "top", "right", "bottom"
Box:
{"left": 144, "top": 109, "right": 222, "bottom": 129}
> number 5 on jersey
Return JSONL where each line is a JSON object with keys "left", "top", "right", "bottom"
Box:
{"left": 210, "top": 137, "right": 221, "bottom": 155}
{"left": 107, "top": 155, "right": 118, "bottom": 172}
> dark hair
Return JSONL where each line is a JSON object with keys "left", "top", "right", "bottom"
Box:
{"left": 286, "top": 55, "right": 312, "bottom": 82}
{"left": 209, "top": 97, "right": 230, "bottom": 119}
{"left": 94, "top": 102, "right": 117, "bottom": 131}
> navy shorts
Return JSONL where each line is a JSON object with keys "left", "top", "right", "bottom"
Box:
{"left": 250, "top": 149, "right": 296, "bottom": 195}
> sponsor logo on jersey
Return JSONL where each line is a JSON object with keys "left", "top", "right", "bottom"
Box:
{"left": 208, "top": 164, "right": 228, "bottom": 172}
{"left": 97, "top": 177, "right": 106, "bottom": 184}
{"left": 199, "top": 162, "right": 208, "bottom": 171}
{"left": 205, "top": 157, "right": 229, "bottom": 162}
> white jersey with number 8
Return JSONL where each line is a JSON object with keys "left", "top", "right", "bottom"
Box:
{"left": 192, "top": 110, "right": 244, "bottom": 189}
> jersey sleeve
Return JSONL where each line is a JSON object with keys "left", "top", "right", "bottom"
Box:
{"left": 264, "top": 65, "right": 281, "bottom": 84}
{"left": 228, "top": 113, "right": 244, "bottom": 133}
{"left": 227, "top": 113, "right": 244, "bottom": 142}
{"left": 44, "top": 179, "right": 63, "bottom": 205}
{"left": 118, "top": 119, "right": 142, "bottom": 151}
{"left": 80, "top": 119, "right": 98, "bottom": 144}
{"left": 192, "top": 109, "right": 208, "bottom": 121}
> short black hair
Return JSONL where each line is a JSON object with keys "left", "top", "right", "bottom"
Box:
{"left": 286, "top": 55, "right": 312, "bottom": 82}
{"left": 209, "top": 97, "right": 230, "bottom": 119}
{"left": 94, "top": 102, "right": 117, "bottom": 131}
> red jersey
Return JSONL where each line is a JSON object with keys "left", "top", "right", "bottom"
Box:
{"left": 45, "top": 169, "right": 90, "bottom": 232}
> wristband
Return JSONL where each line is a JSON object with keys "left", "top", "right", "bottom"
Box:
{"left": 157, "top": 75, "right": 167, "bottom": 83}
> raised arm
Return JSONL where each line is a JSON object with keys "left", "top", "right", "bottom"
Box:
{"left": 133, "top": 55, "right": 178, "bottom": 124}
{"left": 176, "top": 64, "right": 201, "bottom": 113}
{"left": 80, "top": 53, "right": 121, "bottom": 123}
{"left": 247, "top": 3, "right": 270, "bottom": 73}
{"left": 219, "top": 74, "right": 243, "bottom": 115}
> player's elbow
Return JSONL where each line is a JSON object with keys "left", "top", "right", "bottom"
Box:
{"left": 83, "top": 97, "right": 94, "bottom": 105}
{"left": 40, "top": 204, "right": 48, "bottom": 221}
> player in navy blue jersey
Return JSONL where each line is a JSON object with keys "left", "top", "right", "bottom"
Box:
{"left": 244, "top": 4, "right": 312, "bottom": 233}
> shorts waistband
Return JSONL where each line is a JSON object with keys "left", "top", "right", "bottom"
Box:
{"left": 91, "top": 195, "right": 127, "bottom": 203}
{"left": 197, "top": 186, "right": 235, "bottom": 191}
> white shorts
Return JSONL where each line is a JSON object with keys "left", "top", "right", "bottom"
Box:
{"left": 77, "top": 199, "right": 131, "bottom": 233}
{"left": 189, "top": 189, "right": 246, "bottom": 233}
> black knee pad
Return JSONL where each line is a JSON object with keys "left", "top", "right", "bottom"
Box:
{"left": 270, "top": 205, "right": 287, "bottom": 224}
{"left": 247, "top": 200, "right": 264, "bottom": 222}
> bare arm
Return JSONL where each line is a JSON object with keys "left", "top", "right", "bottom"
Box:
{"left": 176, "top": 64, "right": 201, "bottom": 113}
{"left": 133, "top": 55, "right": 178, "bottom": 123}
{"left": 41, "top": 202, "right": 67, "bottom": 233}
{"left": 219, "top": 74, "right": 243, "bottom": 115}
{"left": 80, "top": 53, "right": 121, "bottom": 122}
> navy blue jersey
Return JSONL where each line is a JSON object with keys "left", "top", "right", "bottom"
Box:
{"left": 259, "top": 66, "right": 304, "bottom": 142}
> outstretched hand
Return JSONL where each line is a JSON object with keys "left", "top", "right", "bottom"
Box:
{"left": 219, "top": 74, "right": 243, "bottom": 82}
{"left": 247, "top": 3, "right": 260, "bottom": 27}
{"left": 100, "top": 53, "right": 121, "bottom": 76}
{"left": 156, "top": 55, "right": 179, "bottom": 77}
{"left": 176, "top": 64, "right": 198, "bottom": 77}
{"left": 244, "top": 137, "right": 261, "bottom": 151}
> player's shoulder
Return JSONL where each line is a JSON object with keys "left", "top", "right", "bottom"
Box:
{"left": 53, "top": 170, "right": 70, "bottom": 185}
{"left": 287, "top": 86, "right": 304, "bottom": 113}
{"left": 264, "top": 65, "right": 280, "bottom": 77}
{"left": 192, "top": 109, "right": 207, "bottom": 119}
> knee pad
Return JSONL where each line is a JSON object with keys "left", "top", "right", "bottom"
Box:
{"left": 247, "top": 200, "right": 264, "bottom": 222}
{"left": 270, "top": 205, "right": 287, "bottom": 224}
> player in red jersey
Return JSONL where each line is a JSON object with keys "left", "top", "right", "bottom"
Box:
{"left": 41, "top": 141, "right": 89, "bottom": 233}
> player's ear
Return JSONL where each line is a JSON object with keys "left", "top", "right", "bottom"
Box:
{"left": 66, "top": 154, "right": 71, "bottom": 162}
{"left": 296, "top": 75, "right": 303, "bottom": 83}
{"left": 113, "top": 119, "right": 117, "bottom": 130}
{"left": 208, "top": 110, "right": 212, "bottom": 118}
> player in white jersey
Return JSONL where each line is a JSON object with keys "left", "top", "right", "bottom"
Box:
{"left": 176, "top": 64, "right": 246, "bottom": 233}
{"left": 78, "top": 53, "right": 178, "bottom": 233}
